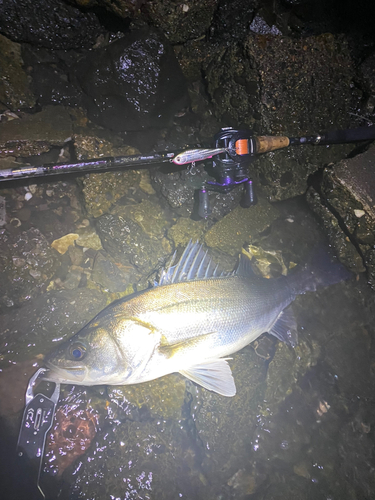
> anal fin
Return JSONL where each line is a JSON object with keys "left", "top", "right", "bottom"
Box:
{"left": 268, "top": 306, "right": 298, "bottom": 347}
{"left": 180, "top": 358, "right": 236, "bottom": 397}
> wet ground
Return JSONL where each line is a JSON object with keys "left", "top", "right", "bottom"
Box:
{"left": 1, "top": 2, "right": 375, "bottom": 497}
{"left": 0, "top": 187, "right": 374, "bottom": 500}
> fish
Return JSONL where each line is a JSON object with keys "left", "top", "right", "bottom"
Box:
{"left": 43, "top": 241, "right": 351, "bottom": 397}
{"left": 172, "top": 148, "right": 229, "bottom": 165}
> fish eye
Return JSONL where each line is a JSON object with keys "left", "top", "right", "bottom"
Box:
{"left": 69, "top": 343, "right": 86, "bottom": 360}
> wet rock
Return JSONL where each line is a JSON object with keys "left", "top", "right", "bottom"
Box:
{"left": 203, "top": 41, "right": 261, "bottom": 131}
{"left": 73, "top": 0, "right": 142, "bottom": 18}
{"left": 0, "top": 106, "right": 73, "bottom": 158}
{"left": 175, "top": 39, "right": 211, "bottom": 82}
{"left": 338, "top": 401, "right": 375, "bottom": 499}
{"left": 247, "top": 336, "right": 321, "bottom": 468}
{"left": 255, "top": 474, "right": 325, "bottom": 500}
{"left": 205, "top": 33, "right": 356, "bottom": 200}
{"left": 45, "top": 389, "right": 99, "bottom": 477}
{"left": 74, "top": 133, "right": 139, "bottom": 162}
{"left": 242, "top": 244, "right": 288, "bottom": 277}
{"left": 139, "top": 170, "right": 156, "bottom": 195}
{"left": 246, "top": 33, "right": 354, "bottom": 135}
{"left": 91, "top": 251, "right": 135, "bottom": 292}
{"left": 249, "top": 13, "right": 282, "bottom": 35}
{"left": 107, "top": 373, "right": 186, "bottom": 420}
{"left": 204, "top": 196, "right": 279, "bottom": 256}
{"left": 227, "top": 465, "right": 266, "bottom": 497}
{"left": 76, "top": 227, "right": 103, "bottom": 251}
{"left": 264, "top": 339, "right": 320, "bottom": 407}
{"left": 307, "top": 146, "right": 375, "bottom": 283}
{"left": 145, "top": 0, "right": 219, "bottom": 44}
{"left": 167, "top": 216, "right": 206, "bottom": 247}
{"left": 95, "top": 199, "right": 172, "bottom": 277}
{"left": 0, "top": 227, "right": 59, "bottom": 312}
{"left": 75, "top": 134, "right": 142, "bottom": 217}
{"left": 57, "top": 265, "right": 85, "bottom": 290}
{"left": 0, "top": 0, "right": 103, "bottom": 50}
{"left": 0, "top": 180, "right": 84, "bottom": 248}
{"left": 51, "top": 233, "right": 79, "bottom": 254}
{"left": 151, "top": 165, "right": 206, "bottom": 216}
{"left": 189, "top": 347, "right": 267, "bottom": 498}
{"left": 306, "top": 187, "right": 365, "bottom": 273}
{"left": 359, "top": 51, "right": 375, "bottom": 94}
{"left": 0, "top": 195, "right": 6, "bottom": 226}
{"left": 0, "top": 34, "right": 35, "bottom": 111}
{"left": 151, "top": 163, "right": 244, "bottom": 218}
{"left": 308, "top": 291, "right": 374, "bottom": 400}
{"left": 323, "top": 147, "right": 375, "bottom": 220}
{"left": 62, "top": 417, "right": 206, "bottom": 500}
{"left": 82, "top": 170, "right": 142, "bottom": 218}
{"left": 0, "top": 359, "right": 40, "bottom": 424}
{"left": 0, "top": 289, "right": 107, "bottom": 365}
{"left": 24, "top": 45, "right": 86, "bottom": 109}
{"left": 211, "top": 0, "right": 258, "bottom": 42}
{"left": 73, "top": 29, "right": 189, "bottom": 133}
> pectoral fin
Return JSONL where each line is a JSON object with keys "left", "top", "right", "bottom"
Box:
{"left": 180, "top": 359, "right": 236, "bottom": 397}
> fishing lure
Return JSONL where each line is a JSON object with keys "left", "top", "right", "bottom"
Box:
{"left": 172, "top": 148, "right": 229, "bottom": 165}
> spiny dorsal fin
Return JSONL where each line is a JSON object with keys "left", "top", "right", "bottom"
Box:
{"left": 235, "top": 252, "right": 257, "bottom": 278}
{"left": 158, "top": 240, "right": 230, "bottom": 286}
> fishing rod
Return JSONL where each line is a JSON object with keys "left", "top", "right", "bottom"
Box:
{"left": 1, "top": 125, "right": 375, "bottom": 215}
{"left": 0, "top": 151, "right": 177, "bottom": 182}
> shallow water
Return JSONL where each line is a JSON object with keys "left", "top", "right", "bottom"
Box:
{"left": 0, "top": 193, "right": 374, "bottom": 500}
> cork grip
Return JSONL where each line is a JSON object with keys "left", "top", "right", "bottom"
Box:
{"left": 255, "top": 136, "right": 290, "bottom": 153}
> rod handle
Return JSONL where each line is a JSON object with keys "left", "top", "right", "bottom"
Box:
{"left": 255, "top": 136, "right": 290, "bottom": 153}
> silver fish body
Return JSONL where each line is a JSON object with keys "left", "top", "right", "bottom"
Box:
{"left": 43, "top": 241, "right": 350, "bottom": 396}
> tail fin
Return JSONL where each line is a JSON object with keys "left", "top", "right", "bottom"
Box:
{"left": 287, "top": 247, "right": 352, "bottom": 297}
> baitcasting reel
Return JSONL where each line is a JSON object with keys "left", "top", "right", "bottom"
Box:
{"left": 197, "top": 127, "right": 257, "bottom": 218}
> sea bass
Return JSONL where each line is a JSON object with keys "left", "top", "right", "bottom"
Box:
{"left": 43, "top": 241, "right": 350, "bottom": 396}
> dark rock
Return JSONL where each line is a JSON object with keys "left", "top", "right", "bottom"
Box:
{"left": 0, "top": 106, "right": 73, "bottom": 158}
{"left": 211, "top": 0, "right": 258, "bottom": 41}
{"left": 0, "top": 34, "right": 35, "bottom": 111}
{"left": 144, "top": 0, "right": 219, "bottom": 45}
{"left": 338, "top": 401, "right": 375, "bottom": 499}
{"left": 358, "top": 51, "right": 375, "bottom": 95}
{"left": 307, "top": 146, "right": 375, "bottom": 284}
{"left": 73, "top": 0, "right": 142, "bottom": 18}
{"left": 0, "top": 289, "right": 107, "bottom": 364}
{"left": 0, "top": 0, "right": 103, "bottom": 50}
{"left": 0, "top": 227, "right": 59, "bottom": 312}
{"left": 189, "top": 347, "right": 268, "bottom": 498}
{"left": 91, "top": 251, "right": 135, "bottom": 292}
{"left": 204, "top": 33, "right": 357, "bottom": 200}
{"left": 306, "top": 186, "right": 365, "bottom": 273}
{"left": 61, "top": 417, "right": 207, "bottom": 499}
{"left": 95, "top": 199, "right": 172, "bottom": 277}
{"left": 151, "top": 163, "right": 244, "bottom": 218}
{"left": 26, "top": 50, "right": 85, "bottom": 108}
{"left": 73, "top": 29, "right": 189, "bottom": 132}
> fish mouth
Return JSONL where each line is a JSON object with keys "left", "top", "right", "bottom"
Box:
{"left": 42, "top": 362, "right": 86, "bottom": 384}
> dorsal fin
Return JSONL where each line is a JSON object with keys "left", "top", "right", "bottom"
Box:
{"left": 158, "top": 240, "right": 229, "bottom": 286}
{"left": 235, "top": 252, "right": 257, "bottom": 278}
